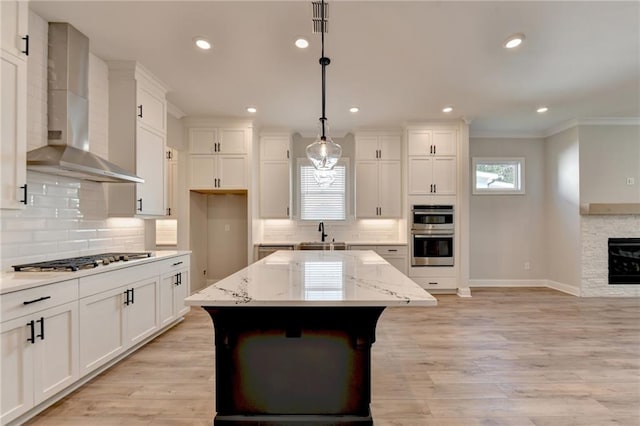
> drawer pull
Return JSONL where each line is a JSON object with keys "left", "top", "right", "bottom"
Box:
{"left": 388, "top": 249, "right": 398, "bottom": 252}
{"left": 23, "top": 296, "right": 51, "bottom": 305}
{"left": 428, "top": 282, "right": 438, "bottom": 285}
{"left": 172, "top": 261, "right": 183, "bottom": 266}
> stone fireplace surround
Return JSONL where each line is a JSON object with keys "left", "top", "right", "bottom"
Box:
{"left": 582, "top": 215, "right": 640, "bottom": 297}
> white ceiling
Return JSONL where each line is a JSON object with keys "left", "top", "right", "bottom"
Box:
{"left": 30, "top": 1, "right": 640, "bottom": 137}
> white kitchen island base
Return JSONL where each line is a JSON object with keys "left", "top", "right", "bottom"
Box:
{"left": 185, "top": 250, "right": 437, "bottom": 425}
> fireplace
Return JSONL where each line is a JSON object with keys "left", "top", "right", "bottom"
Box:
{"left": 608, "top": 238, "right": 640, "bottom": 284}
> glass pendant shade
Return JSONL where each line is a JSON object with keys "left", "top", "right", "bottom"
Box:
{"left": 306, "top": 134, "right": 342, "bottom": 171}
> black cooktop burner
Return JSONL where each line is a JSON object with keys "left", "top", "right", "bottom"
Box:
{"left": 12, "top": 252, "right": 152, "bottom": 272}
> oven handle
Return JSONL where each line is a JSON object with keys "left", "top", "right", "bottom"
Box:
{"left": 412, "top": 210, "right": 454, "bottom": 215}
{"left": 412, "top": 232, "right": 454, "bottom": 237}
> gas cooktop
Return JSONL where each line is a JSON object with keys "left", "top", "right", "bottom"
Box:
{"left": 12, "top": 252, "right": 153, "bottom": 272}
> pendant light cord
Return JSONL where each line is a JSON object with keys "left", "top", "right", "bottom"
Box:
{"left": 319, "top": 0, "right": 329, "bottom": 139}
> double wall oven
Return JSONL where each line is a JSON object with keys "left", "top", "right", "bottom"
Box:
{"left": 411, "top": 205, "right": 454, "bottom": 267}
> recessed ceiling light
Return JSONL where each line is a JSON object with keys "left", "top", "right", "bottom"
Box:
{"left": 349, "top": 107, "right": 359, "bottom": 113}
{"left": 246, "top": 107, "right": 257, "bottom": 113}
{"left": 194, "top": 37, "right": 212, "bottom": 50}
{"left": 503, "top": 33, "right": 525, "bottom": 49}
{"left": 442, "top": 106, "right": 453, "bottom": 113}
{"left": 295, "top": 38, "right": 309, "bottom": 49}
{"left": 537, "top": 106, "right": 548, "bottom": 113}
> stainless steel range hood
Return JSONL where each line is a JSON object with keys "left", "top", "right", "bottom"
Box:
{"left": 26, "top": 23, "right": 143, "bottom": 183}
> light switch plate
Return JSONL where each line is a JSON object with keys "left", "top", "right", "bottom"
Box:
{"left": 627, "top": 177, "right": 635, "bottom": 185}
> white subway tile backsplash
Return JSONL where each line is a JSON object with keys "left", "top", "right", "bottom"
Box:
{"left": 1, "top": 16, "right": 146, "bottom": 271}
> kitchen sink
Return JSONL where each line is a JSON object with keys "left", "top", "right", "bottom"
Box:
{"left": 297, "top": 241, "right": 347, "bottom": 250}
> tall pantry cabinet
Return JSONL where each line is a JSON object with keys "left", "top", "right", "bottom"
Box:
{"left": 1, "top": 0, "right": 28, "bottom": 210}
{"left": 107, "top": 61, "right": 169, "bottom": 217}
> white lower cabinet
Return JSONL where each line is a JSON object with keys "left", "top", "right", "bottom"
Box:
{"left": 1, "top": 281, "right": 79, "bottom": 425}
{"left": 79, "top": 275, "right": 159, "bottom": 376}
{"left": 349, "top": 245, "right": 407, "bottom": 275}
{"left": 159, "top": 256, "right": 191, "bottom": 327}
{"left": 410, "top": 276, "right": 457, "bottom": 290}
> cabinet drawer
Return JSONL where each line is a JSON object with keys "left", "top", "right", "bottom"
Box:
{"left": 79, "top": 263, "right": 159, "bottom": 298}
{"left": 158, "top": 255, "right": 191, "bottom": 274}
{"left": 413, "top": 277, "right": 457, "bottom": 290}
{"left": 376, "top": 245, "right": 407, "bottom": 256}
{"left": 1, "top": 279, "right": 78, "bottom": 322}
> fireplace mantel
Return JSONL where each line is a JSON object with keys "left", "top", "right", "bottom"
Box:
{"left": 580, "top": 203, "right": 640, "bottom": 215}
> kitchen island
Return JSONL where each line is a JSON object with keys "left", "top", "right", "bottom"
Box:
{"left": 185, "top": 250, "right": 437, "bottom": 425}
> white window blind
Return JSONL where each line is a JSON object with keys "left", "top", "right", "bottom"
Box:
{"left": 299, "top": 160, "right": 346, "bottom": 220}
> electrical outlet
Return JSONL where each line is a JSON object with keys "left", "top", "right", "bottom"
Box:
{"left": 627, "top": 177, "right": 635, "bottom": 185}
{"left": 524, "top": 262, "right": 531, "bottom": 270}
{"left": 225, "top": 224, "right": 230, "bottom": 231}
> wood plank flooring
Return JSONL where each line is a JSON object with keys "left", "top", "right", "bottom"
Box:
{"left": 25, "top": 288, "right": 640, "bottom": 426}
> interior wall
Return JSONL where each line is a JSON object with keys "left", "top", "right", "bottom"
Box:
{"left": 189, "top": 192, "right": 208, "bottom": 291}
{"left": 469, "top": 138, "right": 546, "bottom": 281}
{"left": 578, "top": 124, "right": 640, "bottom": 204}
{"left": 206, "top": 194, "right": 248, "bottom": 281}
{"left": 544, "top": 127, "right": 581, "bottom": 290}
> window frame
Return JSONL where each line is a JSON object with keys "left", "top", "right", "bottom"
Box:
{"left": 472, "top": 157, "right": 525, "bottom": 195}
{"left": 297, "top": 157, "right": 349, "bottom": 222}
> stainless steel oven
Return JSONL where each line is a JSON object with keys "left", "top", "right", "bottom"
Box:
{"left": 411, "top": 205, "right": 454, "bottom": 266}
{"left": 411, "top": 205, "right": 454, "bottom": 231}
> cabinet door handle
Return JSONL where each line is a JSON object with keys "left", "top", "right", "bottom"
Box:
{"left": 21, "top": 35, "right": 29, "bottom": 56}
{"left": 137, "top": 198, "right": 143, "bottom": 212}
{"left": 130, "top": 288, "right": 135, "bottom": 304}
{"left": 23, "top": 295, "right": 51, "bottom": 305}
{"left": 137, "top": 104, "right": 143, "bottom": 118}
{"left": 166, "top": 207, "right": 171, "bottom": 216}
{"left": 124, "top": 289, "right": 130, "bottom": 305}
{"left": 434, "top": 184, "right": 437, "bottom": 193}
{"left": 434, "top": 145, "right": 436, "bottom": 155}
{"left": 286, "top": 206, "right": 290, "bottom": 216}
{"left": 286, "top": 150, "right": 290, "bottom": 159}
{"left": 36, "top": 317, "right": 44, "bottom": 341}
{"left": 166, "top": 150, "right": 173, "bottom": 160}
{"left": 27, "top": 320, "right": 35, "bottom": 344}
{"left": 176, "top": 272, "right": 182, "bottom": 286}
{"left": 20, "top": 184, "right": 28, "bottom": 205}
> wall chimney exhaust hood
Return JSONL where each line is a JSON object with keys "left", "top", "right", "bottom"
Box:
{"left": 26, "top": 23, "right": 143, "bottom": 183}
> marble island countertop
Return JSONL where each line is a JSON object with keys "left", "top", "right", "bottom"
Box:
{"left": 185, "top": 250, "right": 437, "bottom": 307}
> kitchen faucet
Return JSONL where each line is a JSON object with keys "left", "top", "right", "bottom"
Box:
{"left": 318, "top": 222, "right": 328, "bottom": 242}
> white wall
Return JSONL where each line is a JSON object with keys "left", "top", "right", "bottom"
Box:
{"left": 579, "top": 124, "right": 640, "bottom": 204}
{"left": 469, "top": 138, "right": 546, "bottom": 281}
{"left": 0, "top": 11, "right": 145, "bottom": 271}
{"left": 545, "top": 127, "right": 582, "bottom": 292}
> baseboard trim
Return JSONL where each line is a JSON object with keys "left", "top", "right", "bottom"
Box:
{"left": 468, "top": 279, "right": 581, "bottom": 296}
{"left": 469, "top": 279, "right": 547, "bottom": 288}
{"left": 546, "top": 279, "right": 581, "bottom": 296}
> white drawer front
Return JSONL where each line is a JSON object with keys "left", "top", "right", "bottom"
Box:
{"left": 158, "top": 255, "right": 191, "bottom": 275}
{"left": 413, "top": 277, "right": 457, "bottom": 290}
{"left": 377, "top": 245, "right": 407, "bottom": 256}
{"left": 79, "top": 264, "right": 158, "bottom": 298}
{"left": 1, "top": 279, "right": 78, "bottom": 322}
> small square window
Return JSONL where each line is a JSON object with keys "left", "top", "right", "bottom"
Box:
{"left": 472, "top": 157, "right": 525, "bottom": 195}
{"left": 298, "top": 159, "right": 347, "bottom": 221}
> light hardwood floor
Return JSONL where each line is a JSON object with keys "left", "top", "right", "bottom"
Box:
{"left": 25, "top": 288, "right": 640, "bottom": 426}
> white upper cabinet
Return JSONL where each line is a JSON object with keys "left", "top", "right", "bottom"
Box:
{"left": 407, "top": 128, "right": 457, "bottom": 195}
{"left": 260, "top": 134, "right": 291, "bottom": 218}
{"left": 407, "top": 129, "right": 456, "bottom": 156}
{"left": 354, "top": 132, "right": 402, "bottom": 218}
{"left": 188, "top": 126, "right": 249, "bottom": 190}
{"left": 165, "top": 147, "right": 178, "bottom": 217}
{"left": 1, "top": 0, "right": 28, "bottom": 210}
{"left": 107, "top": 61, "right": 168, "bottom": 217}
{"left": 189, "top": 128, "right": 247, "bottom": 155}
{"left": 355, "top": 134, "right": 401, "bottom": 161}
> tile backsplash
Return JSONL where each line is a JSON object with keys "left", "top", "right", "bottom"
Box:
{"left": 0, "top": 172, "right": 145, "bottom": 271}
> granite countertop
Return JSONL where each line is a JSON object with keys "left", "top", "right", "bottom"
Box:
{"left": 185, "top": 250, "right": 436, "bottom": 307}
{"left": 0, "top": 250, "right": 191, "bottom": 294}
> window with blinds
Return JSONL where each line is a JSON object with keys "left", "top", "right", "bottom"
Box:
{"left": 299, "top": 159, "right": 347, "bottom": 221}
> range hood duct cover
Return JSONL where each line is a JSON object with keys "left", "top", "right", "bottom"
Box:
{"left": 26, "top": 22, "right": 143, "bottom": 183}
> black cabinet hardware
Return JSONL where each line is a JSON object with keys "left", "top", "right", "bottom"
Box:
{"left": 175, "top": 272, "right": 182, "bottom": 286}
{"left": 388, "top": 249, "right": 398, "bottom": 252}
{"left": 130, "top": 288, "right": 135, "bottom": 304}
{"left": 36, "top": 317, "right": 44, "bottom": 340}
{"left": 20, "top": 184, "right": 28, "bottom": 205}
{"left": 286, "top": 150, "right": 290, "bottom": 159}
{"left": 428, "top": 282, "right": 438, "bottom": 285}
{"left": 166, "top": 150, "right": 173, "bottom": 160}
{"left": 23, "top": 295, "right": 51, "bottom": 305}
{"left": 433, "top": 184, "right": 437, "bottom": 193}
{"left": 124, "top": 289, "right": 130, "bottom": 305}
{"left": 27, "top": 320, "right": 35, "bottom": 343}
{"left": 137, "top": 198, "right": 143, "bottom": 212}
{"left": 137, "top": 104, "right": 143, "bottom": 118}
{"left": 21, "top": 35, "right": 29, "bottom": 56}
{"left": 286, "top": 206, "right": 290, "bottom": 216}
{"left": 172, "top": 261, "right": 183, "bottom": 266}
{"left": 166, "top": 207, "right": 171, "bottom": 216}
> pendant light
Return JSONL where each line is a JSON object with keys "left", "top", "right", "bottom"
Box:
{"left": 306, "top": 0, "right": 342, "bottom": 171}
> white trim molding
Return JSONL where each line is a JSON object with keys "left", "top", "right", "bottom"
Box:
{"left": 546, "top": 280, "right": 581, "bottom": 296}
{"left": 469, "top": 279, "right": 547, "bottom": 288}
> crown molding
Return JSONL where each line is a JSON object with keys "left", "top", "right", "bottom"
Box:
{"left": 167, "top": 102, "right": 186, "bottom": 119}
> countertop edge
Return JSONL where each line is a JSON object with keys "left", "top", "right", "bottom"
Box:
{"left": 0, "top": 250, "right": 192, "bottom": 294}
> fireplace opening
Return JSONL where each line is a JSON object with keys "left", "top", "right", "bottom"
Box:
{"left": 608, "top": 238, "right": 640, "bottom": 285}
